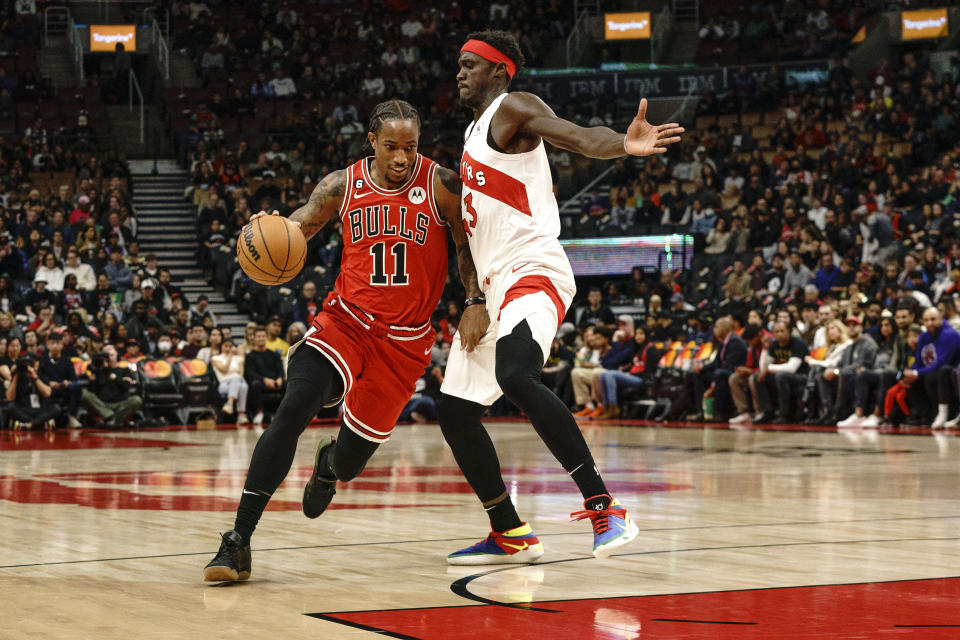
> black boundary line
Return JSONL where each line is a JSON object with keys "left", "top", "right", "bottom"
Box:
{"left": 4, "top": 515, "right": 960, "bottom": 570}
{"left": 305, "top": 613, "right": 423, "bottom": 639}
{"left": 302, "top": 551, "right": 960, "bottom": 619}
{"left": 449, "top": 578, "right": 560, "bottom": 613}
{"left": 0, "top": 535, "right": 477, "bottom": 569}
{"left": 651, "top": 618, "right": 757, "bottom": 625}
{"left": 446, "top": 538, "right": 960, "bottom": 610}
{"left": 311, "top": 571, "right": 960, "bottom": 617}
{"left": 306, "top": 573, "right": 960, "bottom": 634}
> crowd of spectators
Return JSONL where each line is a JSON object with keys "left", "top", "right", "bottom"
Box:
{"left": 696, "top": 0, "right": 872, "bottom": 66}
{"left": 6, "top": 1, "right": 960, "bottom": 431}
{"left": 163, "top": 1, "right": 960, "bottom": 430}
{"left": 164, "top": 0, "right": 576, "bottom": 320}
{"left": 548, "top": 46, "right": 960, "bottom": 430}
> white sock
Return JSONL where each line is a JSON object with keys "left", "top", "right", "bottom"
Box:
{"left": 937, "top": 404, "right": 949, "bottom": 420}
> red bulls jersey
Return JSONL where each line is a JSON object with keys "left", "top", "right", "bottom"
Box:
{"left": 333, "top": 154, "right": 448, "bottom": 327}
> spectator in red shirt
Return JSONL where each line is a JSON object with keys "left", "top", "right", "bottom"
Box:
{"left": 292, "top": 280, "right": 320, "bottom": 326}
{"left": 793, "top": 122, "right": 826, "bottom": 149}
{"left": 69, "top": 195, "right": 93, "bottom": 226}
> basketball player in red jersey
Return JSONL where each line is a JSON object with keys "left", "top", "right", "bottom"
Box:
{"left": 204, "top": 100, "right": 489, "bottom": 581}
{"left": 439, "top": 31, "right": 685, "bottom": 564}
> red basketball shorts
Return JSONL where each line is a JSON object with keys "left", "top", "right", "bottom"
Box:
{"left": 294, "top": 297, "right": 434, "bottom": 443}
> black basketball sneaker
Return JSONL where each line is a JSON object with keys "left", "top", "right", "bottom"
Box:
{"left": 203, "top": 530, "right": 251, "bottom": 582}
{"left": 302, "top": 436, "right": 338, "bottom": 518}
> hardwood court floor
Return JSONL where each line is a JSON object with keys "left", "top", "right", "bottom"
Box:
{"left": 2, "top": 418, "right": 960, "bottom": 639}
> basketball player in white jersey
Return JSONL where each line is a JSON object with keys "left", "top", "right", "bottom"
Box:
{"left": 440, "top": 30, "right": 684, "bottom": 564}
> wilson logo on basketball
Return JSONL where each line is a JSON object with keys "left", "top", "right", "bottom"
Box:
{"left": 242, "top": 225, "right": 261, "bottom": 261}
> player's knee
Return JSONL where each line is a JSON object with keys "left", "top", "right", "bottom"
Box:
{"left": 329, "top": 435, "right": 376, "bottom": 481}
{"left": 438, "top": 394, "right": 484, "bottom": 439}
{"left": 495, "top": 356, "right": 538, "bottom": 400}
{"left": 439, "top": 393, "right": 481, "bottom": 423}
{"left": 270, "top": 396, "right": 313, "bottom": 439}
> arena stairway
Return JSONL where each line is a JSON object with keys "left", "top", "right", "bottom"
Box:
{"left": 129, "top": 159, "right": 249, "bottom": 337}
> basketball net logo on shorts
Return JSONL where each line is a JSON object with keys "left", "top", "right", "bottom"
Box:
{"left": 408, "top": 186, "right": 426, "bottom": 205}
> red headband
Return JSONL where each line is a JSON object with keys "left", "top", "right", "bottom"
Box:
{"left": 460, "top": 39, "right": 516, "bottom": 79}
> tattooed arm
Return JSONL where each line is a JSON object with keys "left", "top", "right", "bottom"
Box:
{"left": 253, "top": 170, "right": 347, "bottom": 241}
{"left": 434, "top": 165, "right": 489, "bottom": 351}
{"left": 288, "top": 170, "right": 347, "bottom": 240}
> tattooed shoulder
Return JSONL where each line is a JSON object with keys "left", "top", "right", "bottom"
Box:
{"left": 310, "top": 169, "right": 347, "bottom": 207}
{"left": 294, "top": 170, "right": 347, "bottom": 236}
{"left": 436, "top": 167, "right": 461, "bottom": 196}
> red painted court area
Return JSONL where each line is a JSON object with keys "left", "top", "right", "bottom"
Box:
{"left": 317, "top": 577, "right": 960, "bottom": 639}
{"left": 0, "top": 464, "right": 691, "bottom": 511}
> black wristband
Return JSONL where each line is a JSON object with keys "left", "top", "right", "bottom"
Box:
{"left": 464, "top": 297, "right": 486, "bottom": 308}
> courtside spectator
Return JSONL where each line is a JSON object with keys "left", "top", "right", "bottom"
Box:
{"left": 244, "top": 327, "right": 284, "bottom": 426}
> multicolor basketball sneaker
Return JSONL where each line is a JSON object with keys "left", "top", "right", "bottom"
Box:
{"left": 447, "top": 522, "right": 545, "bottom": 565}
{"left": 570, "top": 495, "right": 639, "bottom": 558}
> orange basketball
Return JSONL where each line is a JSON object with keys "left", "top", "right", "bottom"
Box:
{"left": 236, "top": 215, "right": 307, "bottom": 285}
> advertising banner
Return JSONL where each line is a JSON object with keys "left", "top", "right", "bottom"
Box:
{"left": 90, "top": 25, "right": 136, "bottom": 52}
{"left": 901, "top": 9, "right": 948, "bottom": 39}
{"left": 523, "top": 61, "right": 828, "bottom": 100}
{"left": 560, "top": 235, "right": 693, "bottom": 275}
{"left": 604, "top": 12, "right": 652, "bottom": 40}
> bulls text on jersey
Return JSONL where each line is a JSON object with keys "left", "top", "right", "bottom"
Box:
{"left": 346, "top": 204, "right": 430, "bottom": 246}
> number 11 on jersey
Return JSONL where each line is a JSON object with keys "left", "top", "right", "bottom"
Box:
{"left": 370, "top": 241, "right": 409, "bottom": 286}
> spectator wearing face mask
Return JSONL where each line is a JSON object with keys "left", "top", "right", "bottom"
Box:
{"left": 153, "top": 333, "right": 175, "bottom": 359}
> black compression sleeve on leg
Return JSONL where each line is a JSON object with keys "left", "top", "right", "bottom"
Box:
{"left": 234, "top": 347, "right": 344, "bottom": 542}
{"left": 439, "top": 394, "right": 507, "bottom": 502}
{"left": 495, "top": 320, "right": 608, "bottom": 501}
{"left": 438, "top": 393, "right": 522, "bottom": 532}
{"left": 329, "top": 423, "right": 380, "bottom": 482}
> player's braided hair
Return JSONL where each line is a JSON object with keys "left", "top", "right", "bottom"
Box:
{"left": 465, "top": 29, "right": 525, "bottom": 82}
{"left": 368, "top": 99, "right": 421, "bottom": 136}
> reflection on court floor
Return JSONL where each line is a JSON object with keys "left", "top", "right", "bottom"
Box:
{"left": 2, "top": 419, "right": 959, "bottom": 639}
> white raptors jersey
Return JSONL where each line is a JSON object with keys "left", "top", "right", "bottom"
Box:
{"left": 460, "top": 92, "right": 576, "bottom": 310}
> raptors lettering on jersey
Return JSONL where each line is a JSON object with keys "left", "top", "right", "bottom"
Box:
{"left": 333, "top": 154, "right": 448, "bottom": 327}
{"left": 458, "top": 92, "right": 575, "bottom": 308}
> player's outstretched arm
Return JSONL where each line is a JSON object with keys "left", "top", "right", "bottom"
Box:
{"left": 434, "top": 166, "right": 490, "bottom": 352}
{"left": 251, "top": 170, "right": 347, "bottom": 242}
{"left": 504, "top": 93, "right": 684, "bottom": 160}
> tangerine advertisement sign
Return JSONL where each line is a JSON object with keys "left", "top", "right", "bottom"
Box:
{"left": 90, "top": 25, "right": 137, "bottom": 51}
{"left": 604, "top": 12, "right": 651, "bottom": 40}
{"left": 901, "top": 9, "right": 948, "bottom": 39}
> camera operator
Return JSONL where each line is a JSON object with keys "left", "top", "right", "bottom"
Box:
{"left": 81, "top": 345, "right": 142, "bottom": 427}
{"left": 6, "top": 354, "right": 60, "bottom": 430}
{"left": 40, "top": 332, "right": 83, "bottom": 428}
